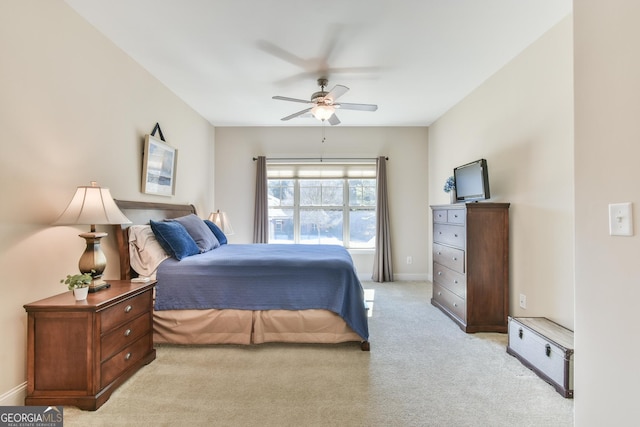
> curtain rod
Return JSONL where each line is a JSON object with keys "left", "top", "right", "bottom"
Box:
{"left": 252, "top": 157, "right": 388, "bottom": 162}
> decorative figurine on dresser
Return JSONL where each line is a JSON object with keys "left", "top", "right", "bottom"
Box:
{"left": 430, "top": 202, "right": 510, "bottom": 333}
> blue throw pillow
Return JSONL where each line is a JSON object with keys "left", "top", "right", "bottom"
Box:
{"left": 150, "top": 220, "right": 200, "bottom": 260}
{"left": 169, "top": 214, "right": 219, "bottom": 252}
{"left": 204, "top": 220, "right": 227, "bottom": 245}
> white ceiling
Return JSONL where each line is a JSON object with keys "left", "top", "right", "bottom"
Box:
{"left": 65, "top": 0, "right": 571, "bottom": 127}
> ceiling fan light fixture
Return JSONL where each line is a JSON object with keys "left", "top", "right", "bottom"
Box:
{"left": 273, "top": 79, "right": 376, "bottom": 125}
{"left": 311, "top": 104, "right": 335, "bottom": 121}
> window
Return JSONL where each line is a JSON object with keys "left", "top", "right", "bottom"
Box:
{"left": 267, "top": 162, "right": 376, "bottom": 248}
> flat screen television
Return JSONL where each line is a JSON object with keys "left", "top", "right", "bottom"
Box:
{"left": 453, "top": 159, "right": 490, "bottom": 202}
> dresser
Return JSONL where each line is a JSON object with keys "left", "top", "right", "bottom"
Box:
{"left": 431, "top": 203, "right": 510, "bottom": 333}
{"left": 24, "top": 280, "right": 156, "bottom": 410}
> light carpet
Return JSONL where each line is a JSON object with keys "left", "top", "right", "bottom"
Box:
{"left": 64, "top": 281, "right": 573, "bottom": 426}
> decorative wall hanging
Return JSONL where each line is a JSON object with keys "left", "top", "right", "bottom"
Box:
{"left": 150, "top": 122, "right": 165, "bottom": 141}
{"left": 141, "top": 133, "right": 177, "bottom": 196}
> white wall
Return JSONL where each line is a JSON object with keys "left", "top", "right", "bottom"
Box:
{"left": 0, "top": 2, "right": 214, "bottom": 404}
{"left": 428, "top": 17, "right": 575, "bottom": 329}
{"left": 574, "top": 1, "right": 640, "bottom": 424}
{"left": 10, "top": 2, "right": 632, "bottom": 423}
{"left": 214, "top": 127, "right": 429, "bottom": 280}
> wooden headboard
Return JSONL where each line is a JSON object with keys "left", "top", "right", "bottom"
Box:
{"left": 113, "top": 200, "right": 197, "bottom": 280}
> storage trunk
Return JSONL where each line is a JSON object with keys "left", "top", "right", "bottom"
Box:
{"left": 507, "top": 317, "right": 574, "bottom": 398}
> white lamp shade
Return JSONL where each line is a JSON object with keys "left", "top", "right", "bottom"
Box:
{"left": 208, "top": 210, "right": 234, "bottom": 235}
{"left": 53, "top": 182, "right": 131, "bottom": 225}
{"left": 311, "top": 104, "right": 335, "bottom": 121}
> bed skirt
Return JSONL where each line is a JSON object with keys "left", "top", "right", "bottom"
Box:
{"left": 153, "top": 308, "right": 364, "bottom": 346}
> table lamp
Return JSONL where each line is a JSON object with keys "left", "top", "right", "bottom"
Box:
{"left": 53, "top": 181, "right": 131, "bottom": 292}
{"left": 208, "top": 210, "right": 234, "bottom": 235}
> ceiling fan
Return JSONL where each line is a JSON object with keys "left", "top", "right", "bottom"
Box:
{"left": 272, "top": 78, "right": 378, "bottom": 125}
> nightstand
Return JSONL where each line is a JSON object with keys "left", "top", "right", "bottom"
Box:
{"left": 24, "top": 280, "right": 156, "bottom": 410}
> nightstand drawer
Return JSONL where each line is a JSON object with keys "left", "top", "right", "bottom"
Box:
{"left": 433, "top": 243, "right": 465, "bottom": 273}
{"left": 100, "top": 291, "right": 152, "bottom": 332}
{"left": 101, "top": 312, "right": 152, "bottom": 361}
{"left": 101, "top": 335, "right": 151, "bottom": 389}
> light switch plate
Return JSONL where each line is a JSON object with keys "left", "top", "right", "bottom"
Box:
{"left": 609, "top": 202, "right": 633, "bottom": 236}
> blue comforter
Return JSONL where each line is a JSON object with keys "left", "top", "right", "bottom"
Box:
{"left": 155, "top": 244, "right": 369, "bottom": 340}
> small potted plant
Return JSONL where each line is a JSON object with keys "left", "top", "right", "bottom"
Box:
{"left": 61, "top": 271, "right": 93, "bottom": 301}
{"left": 444, "top": 176, "right": 456, "bottom": 204}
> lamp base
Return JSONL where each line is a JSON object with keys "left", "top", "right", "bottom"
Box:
{"left": 78, "top": 231, "right": 111, "bottom": 292}
{"left": 88, "top": 278, "right": 111, "bottom": 293}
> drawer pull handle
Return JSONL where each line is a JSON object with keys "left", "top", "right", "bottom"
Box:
{"left": 437, "top": 251, "right": 442, "bottom": 255}
{"left": 518, "top": 328, "right": 523, "bottom": 339}
{"left": 437, "top": 271, "right": 442, "bottom": 276}
{"left": 437, "top": 291, "right": 441, "bottom": 296}
{"left": 453, "top": 303, "right": 458, "bottom": 307}
{"left": 454, "top": 280, "right": 458, "bottom": 284}
{"left": 545, "top": 344, "right": 551, "bottom": 357}
{"left": 124, "top": 305, "right": 133, "bottom": 313}
{"left": 454, "top": 234, "right": 458, "bottom": 237}
{"left": 453, "top": 257, "right": 457, "bottom": 261}
{"left": 125, "top": 352, "right": 132, "bottom": 361}
{"left": 124, "top": 329, "right": 132, "bottom": 337}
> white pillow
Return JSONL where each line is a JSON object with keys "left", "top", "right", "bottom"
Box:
{"left": 128, "top": 225, "right": 169, "bottom": 278}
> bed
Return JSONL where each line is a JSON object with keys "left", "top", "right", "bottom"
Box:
{"left": 113, "top": 200, "right": 370, "bottom": 351}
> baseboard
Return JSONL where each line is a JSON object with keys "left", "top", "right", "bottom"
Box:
{"left": 393, "top": 273, "right": 430, "bottom": 281}
{"left": 360, "top": 273, "right": 430, "bottom": 282}
{"left": 0, "top": 382, "right": 26, "bottom": 406}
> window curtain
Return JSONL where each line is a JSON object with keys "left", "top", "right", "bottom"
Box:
{"left": 253, "top": 156, "right": 269, "bottom": 243}
{"left": 372, "top": 156, "right": 393, "bottom": 282}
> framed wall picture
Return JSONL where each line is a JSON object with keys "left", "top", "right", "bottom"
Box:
{"left": 141, "top": 134, "right": 177, "bottom": 196}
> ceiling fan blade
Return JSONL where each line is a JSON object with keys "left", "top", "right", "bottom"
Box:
{"left": 273, "top": 95, "right": 312, "bottom": 104}
{"left": 326, "top": 85, "right": 349, "bottom": 102}
{"left": 319, "top": 24, "right": 343, "bottom": 65}
{"left": 257, "top": 40, "right": 310, "bottom": 70}
{"left": 336, "top": 102, "right": 378, "bottom": 112}
{"left": 328, "top": 113, "right": 341, "bottom": 126}
{"left": 325, "top": 66, "right": 382, "bottom": 75}
{"left": 281, "top": 107, "right": 312, "bottom": 121}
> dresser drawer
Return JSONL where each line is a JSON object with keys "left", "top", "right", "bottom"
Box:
{"left": 101, "top": 312, "right": 152, "bottom": 361}
{"left": 433, "top": 223, "right": 465, "bottom": 248}
{"left": 432, "top": 283, "right": 466, "bottom": 322}
{"left": 100, "top": 291, "right": 152, "bottom": 333}
{"left": 433, "top": 262, "right": 466, "bottom": 298}
{"left": 101, "top": 335, "right": 152, "bottom": 389}
{"left": 433, "top": 209, "right": 448, "bottom": 223}
{"left": 433, "top": 243, "right": 465, "bottom": 273}
{"left": 447, "top": 209, "right": 465, "bottom": 225}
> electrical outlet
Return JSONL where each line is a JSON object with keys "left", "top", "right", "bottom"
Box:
{"left": 406, "top": 256, "right": 412, "bottom": 265}
{"left": 519, "top": 294, "right": 527, "bottom": 309}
